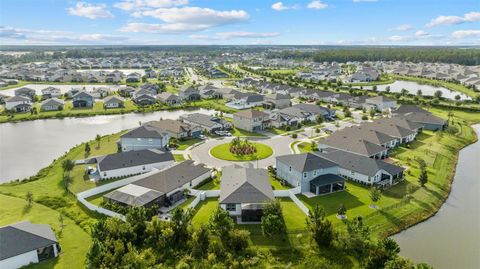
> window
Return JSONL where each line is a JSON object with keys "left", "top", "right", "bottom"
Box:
{"left": 303, "top": 172, "right": 307, "bottom": 178}
{"left": 142, "top": 165, "right": 146, "bottom": 170}
{"left": 103, "top": 172, "right": 107, "bottom": 177}
{"left": 314, "top": 170, "right": 317, "bottom": 176}
{"left": 289, "top": 166, "right": 292, "bottom": 172}
{"left": 226, "top": 204, "right": 236, "bottom": 211}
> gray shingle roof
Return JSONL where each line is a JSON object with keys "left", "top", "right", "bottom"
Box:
{"left": 104, "top": 95, "right": 124, "bottom": 104}
{"left": 321, "top": 135, "right": 388, "bottom": 157}
{"left": 310, "top": 173, "right": 345, "bottom": 187}
{"left": 104, "top": 185, "right": 164, "bottom": 206}
{"left": 276, "top": 153, "right": 338, "bottom": 172}
{"left": 121, "top": 125, "right": 165, "bottom": 139}
{"left": 96, "top": 149, "right": 173, "bottom": 171}
{"left": 41, "top": 98, "right": 64, "bottom": 106}
{"left": 0, "top": 221, "right": 57, "bottom": 261}
{"left": 5, "top": 95, "right": 31, "bottom": 102}
{"left": 133, "top": 160, "right": 211, "bottom": 193}
{"left": 219, "top": 164, "right": 274, "bottom": 204}
{"left": 234, "top": 109, "right": 269, "bottom": 119}
{"left": 317, "top": 150, "right": 405, "bottom": 177}
{"left": 181, "top": 113, "right": 225, "bottom": 127}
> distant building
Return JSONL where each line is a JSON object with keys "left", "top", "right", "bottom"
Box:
{"left": 233, "top": 109, "right": 270, "bottom": 132}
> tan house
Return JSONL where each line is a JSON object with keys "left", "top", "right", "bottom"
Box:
{"left": 233, "top": 109, "right": 270, "bottom": 132}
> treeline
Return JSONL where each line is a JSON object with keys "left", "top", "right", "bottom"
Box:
{"left": 268, "top": 47, "right": 480, "bottom": 65}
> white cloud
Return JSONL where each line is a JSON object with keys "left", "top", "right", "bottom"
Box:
{"left": 271, "top": 2, "right": 289, "bottom": 11}
{"left": 415, "top": 30, "right": 429, "bottom": 37}
{"left": 67, "top": 2, "right": 114, "bottom": 19}
{"left": 0, "top": 26, "right": 127, "bottom": 44}
{"left": 114, "top": 0, "right": 188, "bottom": 11}
{"left": 216, "top": 31, "right": 279, "bottom": 39}
{"left": 307, "top": 1, "right": 328, "bottom": 10}
{"left": 451, "top": 30, "right": 480, "bottom": 39}
{"left": 387, "top": 35, "right": 414, "bottom": 42}
{"left": 120, "top": 7, "right": 249, "bottom": 33}
{"left": 427, "top": 11, "right": 480, "bottom": 27}
{"left": 393, "top": 24, "right": 413, "bottom": 31}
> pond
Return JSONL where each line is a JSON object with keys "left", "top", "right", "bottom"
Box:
{"left": 356, "top": 81, "right": 471, "bottom": 101}
{"left": 392, "top": 124, "right": 480, "bottom": 269}
{"left": 0, "top": 108, "right": 216, "bottom": 182}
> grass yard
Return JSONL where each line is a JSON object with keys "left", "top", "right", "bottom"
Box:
{"left": 173, "top": 154, "right": 186, "bottom": 162}
{"left": 270, "top": 174, "right": 290, "bottom": 190}
{"left": 176, "top": 138, "right": 203, "bottom": 150}
{"left": 191, "top": 198, "right": 219, "bottom": 227}
{"left": 231, "top": 127, "right": 265, "bottom": 137}
{"left": 297, "top": 142, "right": 313, "bottom": 153}
{"left": 0, "top": 194, "right": 91, "bottom": 269}
{"left": 210, "top": 142, "right": 273, "bottom": 161}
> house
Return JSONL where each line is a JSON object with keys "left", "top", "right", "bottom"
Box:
{"left": 41, "top": 98, "right": 64, "bottom": 111}
{"left": 144, "top": 69, "right": 157, "bottom": 78}
{"left": 263, "top": 93, "right": 291, "bottom": 109}
{"left": 219, "top": 164, "right": 274, "bottom": 223}
{"left": 0, "top": 221, "right": 59, "bottom": 269}
{"left": 103, "top": 95, "right": 124, "bottom": 108}
{"left": 90, "top": 149, "right": 174, "bottom": 180}
{"left": 181, "top": 113, "right": 232, "bottom": 133}
{"left": 4, "top": 96, "right": 32, "bottom": 112}
{"left": 276, "top": 153, "right": 345, "bottom": 195}
{"left": 393, "top": 105, "right": 447, "bottom": 131}
{"left": 119, "top": 125, "right": 169, "bottom": 152}
{"left": 292, "top": 103, "right": 336, "bottom": 120}
{"left": 233, "top": 109, "right": 270, "bottom": 132}
{"left": 363, "top": 96, "right": 397, "bottom": 111}
{"left": 104, "top": 160, "right": 211, "bottom": 208}
{"left": 14, "top": 87, "right": 36, "bottom": 100}
{"left": 179, "top": 86, "right": 201, "bottom": 101}
{"left": 318, "top": 149, "right": 405, "bottom": 186}
{"left": 319, "top": 134, "right": 389, "bottom": 159}
{"left": 90, "top": 87, "right": 110, "bottom": 99}
{"left": 41, "top": 86, "right": 62, "bottom": 100}
{"left": 198, "top": 85, "right": 222, "bottom": 99}
{"left": 133, "top": 90, "right": 157, "bottom": 106}
{"left": 145, "top": 119, "right": 202, "bottom": 139}
{"left": 226, "top": 92, "right": 264, "bottom": 109}
{"left": 156, "top": 92, "right": 180, "bottom": 106}
{"left": 126, "top": 72, "right": 141, "bottom": 83}
{"left": 72, "top": 91, "right": 94, "bottom": 108}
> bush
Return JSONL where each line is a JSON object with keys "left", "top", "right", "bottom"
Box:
{"left": 292, "top": 133, "right": 298, "bottom": 139}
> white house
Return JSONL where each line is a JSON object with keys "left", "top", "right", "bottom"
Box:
{"left": 4, "top": 96, "right": 32, "bottom": 112}
{"left": 0, "top": 222, "right": 59, "bottom": 269}
{"left": 90, "top": 149, "right": 174, "bottom": 180}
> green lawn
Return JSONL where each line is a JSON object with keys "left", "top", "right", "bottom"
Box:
{"left": 297, "top": 142, "right": 313, "bottom": 153}
{"left": 210, "top": 142, "right": 273, "bottom": 161}
{"left": 231, "top": 127, "right": 265, "bottom": 137}
{"left": 191, "top": 198, "right": 219, "bottom": 227}
{"left": 177, "top": 195, "right": 196, "bottom": 210}
{"left": 85, "top": 189, "right": 118, "bottom": 206}
{"left": 270, "top": 174, "right": 290, "bottom": 190}
{"left": 173, "top": 154, "right": 186, "bottom": 162}
{"left": 176, "top": 138, "right": 203, "bottom": 150}
{"left": 0, "top": 194, "right": 91, "bottom": 269}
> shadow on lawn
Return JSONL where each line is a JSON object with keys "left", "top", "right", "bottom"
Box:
{"left": 298, "top": 190, "right": 364, "bottom": 214}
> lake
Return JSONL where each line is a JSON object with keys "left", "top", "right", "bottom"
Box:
{"left": 392, "top": 124, "right": 480, "bottom": 269}
{"left": 0, "top": 108, "right": 216, "bottom": 182}
{"left": 356, "top": 81, "right": 471, "bottom": 100}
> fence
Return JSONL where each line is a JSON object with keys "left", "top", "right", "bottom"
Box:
{"left": 188, "top": 189, "right": 220, "bottom": 209}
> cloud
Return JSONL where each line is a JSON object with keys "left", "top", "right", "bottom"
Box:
{"left": 189, "top": 31, "right": 279, "bottom": 41}
{"left": 427, "top": 11, "right": 480, "bottom": 27}
{"left": 392, "top": 24, "right": 413, "bottom": 31}
{"left": 119, "top": 7, "right": 249, "bottom": 33}
{"left": 271, "top": 2, "right": 289, "bottom": 11}
{"left": 451, "top": 30, "right": 480, "bottom": 39}
{"left": 414, "top": 30, "right": 429, "bottom": 37}
{"left": 114, "top": 0, "right": 188, "bottom": 11}
{"left": 0, "top": 26, "right": 128, "bottom": 44}
{"left": 67, "top": 2, "right": 114, "bottom": 19}
{"left": 307, "top": 1, "right": 328, "bottom": 10}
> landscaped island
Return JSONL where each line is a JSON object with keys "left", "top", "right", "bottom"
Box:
{"left": 210, "top": 138, "right": 273, "bottom": 161}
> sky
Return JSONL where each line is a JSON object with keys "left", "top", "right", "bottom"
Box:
{"left": 0, "top": 0, "right": 479, "bottom": 46}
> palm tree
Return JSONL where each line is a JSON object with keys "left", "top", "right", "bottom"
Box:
{"left": 61, "top": 159, "right": 75, "bottom": 191}
{"left": 416, "top": 89, "right": 422, "bottom": 97}
{"left": 95, "top": 134, "right": 101, "bottom": 148}
{"left": 26, "top": 191, "right": 33, "bottom": 208}
{"left": 400, "top": 88, "right": 408, "bottom": 96}
{"left": 369, "top": 187, "right": 382, "bottom": 209}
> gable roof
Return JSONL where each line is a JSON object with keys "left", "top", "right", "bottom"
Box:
{"left": 0, "top": 221, "right": 57, "bottom": 261}
{"left": 5, "top": 95, "right": 31, "bottom": 103}
{"left": 219, "top": 164, "right": 274, "bottom": 204}
{"left": 121, "top": 125, "right": 165, "bottom": 139}
{"left": 234, "top": 109, "right": 269, "bottom": 119}
{"left": 104, "top": 95, "right": 125, "bottom": 103}
{"left": 145, "top": 119, "right": 192, "bottom": 134}
{"left": 41, "top": 97, "right": 64, "bottom": 106}
{"left": 276, "top": 153, "right": 338, "bottom": 172}
{"left": 104, "top": 184, "right": 164, "bottom": 206}
{"left": 96, "top": 149, "right": 173, "bottom": 171}
{"left": 321, "top": 134, "right": 388, "bottom": 157}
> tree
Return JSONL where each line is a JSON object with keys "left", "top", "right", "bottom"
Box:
{"left": 369, "top": 187, "right": 382, "bottom": 209}
{"left": 225, "top": 229, "right": 250, "bottom": 254}
{"left": 342, "top": 216, "right": 371, "bottom": 259}
{"left": 372, "top": 85, "right": 377, "bottom": 92}
{"left": 25, "top": 191, "right": 33, "bottom": 208}
{"left": 369, "top": 108, "right": 376, "bottom": 119}
{"left": 366, "top": 238, "right": 401, "bottom": 269}
{"left": 85, "top": 142, "right": 91, "bottom": 156}
{"left": 455, "top": 94, "right": 461, "bottom": 101}
{"left": 400, "top": 88, "right": 408, "bottom": 96}
{"left": 95, "top": 134, "right": 101, "bottom": 148}
{"left": 343, "top": 106, "right": 352, "bottom": 118}
{"left": 418, "top": 168, "right": 428, "bottom": 187}
{"left": 384, "top": 256, "right": 415, "bottom": 269}
{"left": 209, "top": 207, "right": 234, "bottom": 240}
{"left": 261, "top": 200, "right": 285, "bottom": 237}
{"left": 190, "top": 225, "right": 210, "bottom": 258}
{"left": 61, "top": 159, "right": 75, "bottom": 191}
{"left": 416, "top": 89, "right": 422, "bottom": 97}
{"left": 434, "top": 90, "right": 443, "bottom": 99}
{"left": 385, "top": 86, "right": 391, "bottom": 93}
{"left": 338, "top": 203, "right": 347, "bottom": 217}
{"left": 316, "top": 114, "right": 325, "bottom": 124}
{"left": 306, "top": 205, "right": 335, "bottom": 247}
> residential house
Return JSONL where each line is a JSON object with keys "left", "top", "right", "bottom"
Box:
{"left": 226, "top": 92, "right": 264, "bottom": 109}
{"left": 14, "top": 87, "right": 36, "bottom": 100}
{"left": 181, "top": 113, "right": 232, "bottom": 133}
{"left": 179, "top": 86, "right": 201, "bottom": 101}
{"left": 41, "top": 87, "right": 61, "bottom": 100}
{"left": 0, "top": 221, "right": 59, "bottom": 269}
{"left": 145, "top": 119, "right": 202, "bottom": 139}
{"left": 393, "top": 105, "right": 447, "bottom": 131}
{"left": 233, "top": 109, "right": 270, "bottom": 132}
{"left": 90, "top": 149, "right": 174, "bottom": 180}
{"left": 156, "top": 92, "right": 180, "bottom": 106}
{"left": 72, "top": 91, "right": 94, "bottom": 108}
{"left": 4, "top": 96, "right": 32, "bottom": 112}
{"left": 126, "top": 72, "right": 141, "bottom": 83}
{"left": 276, "top": 153, "right": 345, "bottom": 195}
{"left": 219, "top": 164, "right": 274, "bottom": 223}
{"left": 363, "top": 96, "right": 397, "bottom": 111}
{"left": 104, "top": 160, "right": 212, "bottom": 208}
{"left": 133, "top": 89, "right": 157, "bottom": 106}
{"left": 41, "top": 98, "right": 64, "bottom": 111}
{"left": 263, "top": 93, "right": 291, "bottom": 109}
{"left": 119, "top": 125, "right": 169, "bottom": 152}
{"left": 103, "top": 95, "right": 125, "bottom": 108}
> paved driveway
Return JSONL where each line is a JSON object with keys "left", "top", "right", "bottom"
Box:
{"left": 189, "top": 135, "right": 295, "bottom": 169}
